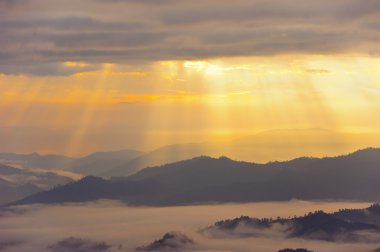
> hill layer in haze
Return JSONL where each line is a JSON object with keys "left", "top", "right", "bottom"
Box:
{"left": 0, "top": 163, "right": 73, "bottom": 205}
{"left": 3, "top": 129, "right": 380, "bottom": 178}
{"left": 11, "top": 148, "right": 380, "bottom": 206}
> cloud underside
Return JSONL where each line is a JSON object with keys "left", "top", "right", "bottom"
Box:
{"left": 0, "top": 0, "right": 380, "bottom": 75}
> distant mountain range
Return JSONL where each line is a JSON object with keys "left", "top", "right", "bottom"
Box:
{"left": 10, "top": 148, "right": 380, "bottom": 206}
{"left": 68, "top": 149, "right": 143, "bottom": 176}
{"left": 3, "top": 128, "right": 380, "bottom": 178}
{"left": 0, "top": 149, "right": 143, "bottom": 177}
{"left": 81, "top": 129, "right": 380, "bottom": 178}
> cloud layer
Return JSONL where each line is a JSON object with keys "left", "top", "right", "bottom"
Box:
{"left": 0, "top": 200, "right": 378, "bottom": 252}
{"left": 1, "top": 0, "right": 380, "bottom": 75}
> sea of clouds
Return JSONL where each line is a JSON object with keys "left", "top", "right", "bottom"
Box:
{"left": 0, "top": 200, "right": 379, "bottom": 252}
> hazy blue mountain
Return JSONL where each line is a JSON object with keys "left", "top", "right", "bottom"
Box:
{"left": 0, "top": 163, "right": 22, "bottom": 174}
{"left": 203, "top": 204, "right": 380, "bottom": 242}
{"left": 106, "top": 143, "right": 206, "bottom": 177}
{"left": 103, "top": 129, "right": 380, "bottom": 177}
{"left": 0, "top": 152, "right": 74, "bottom": 170}
{"left": 0, "top": 179, "right": 41, "bottom": 205}
{"left": 10, "top": 148, "right": 380, "bottom": 206}
{"left": 0, "top": 163, "right": 74, "bottom": 205}
{"left": 69, "top": 149, "right": 143, "bottom": 176}
{"left": 2, "top": 128, "right": 379, "bottom": 178}
{"left": 0, "top": 149, "right": 143, "bottom": 177}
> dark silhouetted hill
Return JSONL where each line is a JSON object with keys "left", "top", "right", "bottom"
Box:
{"left": 48, "top": 237, "right": 111, "bottom": 252}
{"left": 203, "top": 204, "right": 380, "bottom": 242}
{"left": 136, "top": 232, "right": 193, "bottom": 251}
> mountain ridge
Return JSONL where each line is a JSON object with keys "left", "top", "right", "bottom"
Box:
{"left": 8, "top": 148, "right": 380, "bottom": 207}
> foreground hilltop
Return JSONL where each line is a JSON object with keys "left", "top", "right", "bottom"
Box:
{"left": 203, "top": 203, "right": 380, "bottom": 242}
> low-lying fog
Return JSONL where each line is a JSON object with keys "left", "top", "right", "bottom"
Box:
{"left": 0, "top": 201, "right": 378, "bottom": 252}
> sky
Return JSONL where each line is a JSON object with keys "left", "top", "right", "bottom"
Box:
{"left": 1, "top": 0, "right": 380, "bottom": 157}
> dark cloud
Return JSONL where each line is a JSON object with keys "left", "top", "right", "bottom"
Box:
{"left": 46, "top": 31, "right": 169, "bottom": 48}
{"left": 0, "top": 0, "right": 29, "bottom": 7}
{"left": 0, "top": 16, "right": 143, "bottom": 31}
{"left": 159, "top": 0, "right": 380, "bottom": 25}
{"left": 48, "top": 237, "right": 112, "bottom": 252}
{"left": 0, "top": 62, "right": 101, "bottom": 76}
{"left": 0, "top": 0, "right": 379, "bottom": 75}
